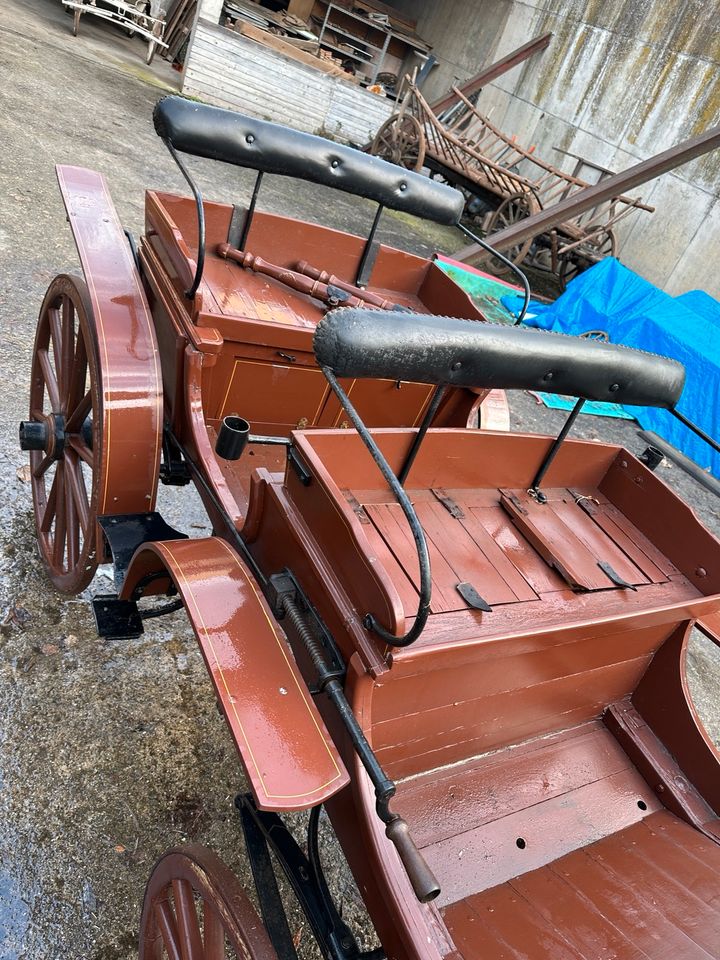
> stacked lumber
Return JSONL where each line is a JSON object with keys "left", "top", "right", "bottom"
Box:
{"left": 234, "top": 21, "right": 359, "bottom": 82}
{"left": 162, "top": 0, "right": 197, "bottom": 61}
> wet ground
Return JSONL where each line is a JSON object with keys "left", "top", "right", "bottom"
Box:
{"left": 1, "top": 1, "right": 719, "bottom": 957}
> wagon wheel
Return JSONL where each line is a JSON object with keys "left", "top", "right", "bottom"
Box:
{"left": 558, "top": 228, "right": 617, "bottom": 289}
{"left": 370, "top": 114, "right": 425, "bottom": 172}
{"left": 23, "top": 275, "right": 103, "bottom": 593}
{"left": 139, "top": 845, "right": 278, "bottom": 960}
{"left": 483, "top": 192, "right": 538, "bottom": 276}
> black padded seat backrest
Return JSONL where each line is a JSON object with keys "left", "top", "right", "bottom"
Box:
{"left": 314, "top": 309, "right": 685, "bottom": 409}
{"left": 153, "top": 96, "right": 464, "bottom": 226}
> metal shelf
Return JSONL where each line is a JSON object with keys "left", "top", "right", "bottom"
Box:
{"left": 317, "top": 2, "right": 409, "bottom": 83}
{"left": 318, "top": 40, "right": 372, "bottom": 63}
{"left": 322, "top": 25, "right": 382, "bottom": 52}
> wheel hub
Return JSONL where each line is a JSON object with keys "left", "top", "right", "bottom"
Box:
{"left": 19, "top": 413, "right": 66, "bottom": 458}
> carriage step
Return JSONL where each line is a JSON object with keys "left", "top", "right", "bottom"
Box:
{"left": 98, "top": 512, "right": 188, "bottom": 592}
{"left": 92, "top": 594, "right": 144, "bottom": 640}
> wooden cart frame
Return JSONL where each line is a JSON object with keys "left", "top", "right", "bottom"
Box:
{"left": 371, "top": 79, "right": 654, "bottom": 283}
{"left": 61, "top": 0, "right": 168, "bottom": 64}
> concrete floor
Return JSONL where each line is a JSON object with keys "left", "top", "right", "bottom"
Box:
{"left": 0, "top": 1, "right": 719, "bottom": 957}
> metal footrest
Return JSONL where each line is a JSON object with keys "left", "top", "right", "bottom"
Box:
{"left": 98, "top": 512, "right": 187, "bottom": 592}
{"left": 92, "top": 594, "right": 144, "bottom": 640}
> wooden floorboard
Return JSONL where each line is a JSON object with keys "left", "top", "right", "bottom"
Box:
{"left": 441, "top": 813, "right": 720, "bottom": 959}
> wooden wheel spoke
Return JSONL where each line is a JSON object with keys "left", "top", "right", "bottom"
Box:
{"left": 67, "top": 434, "right": 94, "bottom": 467}
{"left": 66, "top": 326, "right": 88, "bottom": 417}
{"left": 40, "top": 468, "right": 60, "bottom": 533}
{"left": 33, "top": 451, "right": 55, "bottom": 480}
{"left": 66, "top": 391, "right": 92, "bottom": 433}
{"left": 172, "top": 879, "right": 204, "bottom": 960}
{"left": 65, "top": 468, "right": 79, "bottom": 570}
{"left": 61, "top": 296, "right": 76, "bottom": 400}
{"left": 48, "top": 306, "right": 63, "bottom": 384}
{"left": 38, "top": 348, "right": 61, "bottom": 411}
{"left": 53, "top": 462, "right": 67, "bottom": 567}
{"left": 64, "top": 451, "right": 90, "bottom": 535}
{"left": 155, "top": 899, "right": 183, "bottom": 960}
{"left": 202, "top": 901, "right": 225, "bottom": 960}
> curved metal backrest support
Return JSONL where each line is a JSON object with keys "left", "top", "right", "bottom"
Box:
{"left": 154, "top": 96, "right": 465, "bottom": 297}
{"left": 322, "top": 368, "right": 432, "bottom": 648}
{"left": 314, "top": 308, "right": 686, "bottom": 409}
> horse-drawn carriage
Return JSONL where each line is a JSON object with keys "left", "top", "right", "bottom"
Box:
{"left": 19, "top": 97, "right": 720, "bottom": 959}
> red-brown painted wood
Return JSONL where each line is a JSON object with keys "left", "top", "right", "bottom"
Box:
{"left": 605, "top": 698, "right": 719, "bottom": 834}
{"left": 444, "top": 812, "right": 720, "bottom": 959}
{"left": 501, "top": 489, "right": 650, "bottom": 590}
{"left": 144, "top": 192, "right": 487, "bottom": 442}
{"left": 57, "top": 165, "right": 162, "bottom": 516}
{"left": 121, "top": 537, "right": 349, "bottom": 811}
{"left": 394, "top": 723, "right": 638, "bottom": 848}
{"left": 633, "top": 620, "right": 720, "bottom": 814}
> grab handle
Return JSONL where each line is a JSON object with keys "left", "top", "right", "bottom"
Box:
{"left": 385, "top": 816, "right": 440, "bottom": 903}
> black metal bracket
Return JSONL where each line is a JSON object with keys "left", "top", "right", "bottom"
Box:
{"left": 456, "top": 581, "right": 492, "bottom": 611}
{"left": 237, "top": 795, "right": 365, "bottom": 960}
{"left": 287, "top": 445, "right": 313, "bottom": 486}
{"left": 598, "top": 561, "right": 637, "bottom": 591}
{"left": 160, "top": 429, "right": 192, "bottom": 486}
{"left": 397, "top": 384, "right": 446, "bottom": 485}
{"left": 164, "top": 140, "right": 205, "bottom": 299}
{"left": 98, "top": 511, "right": 188, "bottom": 593}
{"left": 355, "top": 203, "right": 383, "bottom": 288}
{"left": 124, "top": 228, "right": 140, "bottom": 272}
{"left": 239, "top": 797, "right": 299, "bottom": 960}
{"left": 92, "top": 594, "right": 144, "bottom": 640}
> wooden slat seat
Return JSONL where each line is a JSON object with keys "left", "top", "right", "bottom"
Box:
{"left": 442, "top": 811, "right": 720, "bottom": 959}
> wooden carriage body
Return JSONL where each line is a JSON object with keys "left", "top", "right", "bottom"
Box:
{"left": 242, "top": 425, "right": 720, "bottom": 960}
{"left": 21, "top": 97, "right": 720, "bottom": 960}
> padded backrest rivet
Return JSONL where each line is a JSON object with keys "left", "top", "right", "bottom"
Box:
{"left": 543, "top": 371, "right": 554, "bottom": 381}
{"left": 331, "top": 159, "right": 339, "bottom": 169}
{"left": 399, "top": 182, "right": 407, "bottom": 191}
{"left": 451, "top": 361, "right": 462, "bottom": 371}
{"left": 246, "top": 134, "right": 255, "bottom": 144}
{"left": 609, "top": 383, "right": 620, "bottom": 392}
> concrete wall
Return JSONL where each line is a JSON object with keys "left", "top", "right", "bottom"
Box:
{"left": 396, "top": 0, "right": 720, "bottom": 296}
{"left": 387, "top": 0, "right": 513, "bottom": 103}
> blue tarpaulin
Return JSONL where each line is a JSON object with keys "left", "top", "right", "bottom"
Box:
{"left": 501, "top": 258, "right": 720, "bottom": 478}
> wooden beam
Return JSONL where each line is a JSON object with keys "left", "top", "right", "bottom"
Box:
{"left": 430, "top": 32, "right": 553, "bottom": 116}
{"left": 235, "top": 21, "right": 358, "bottom": 81}
{"left": 287, "top": 0, "right": 315, "bottom": 21}
{"left": 454, "top": 124, "right": 720, "bottom": 265}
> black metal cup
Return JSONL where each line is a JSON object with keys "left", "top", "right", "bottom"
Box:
{"left": 216, "top": 415, "right": 250, "bottom": 460}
